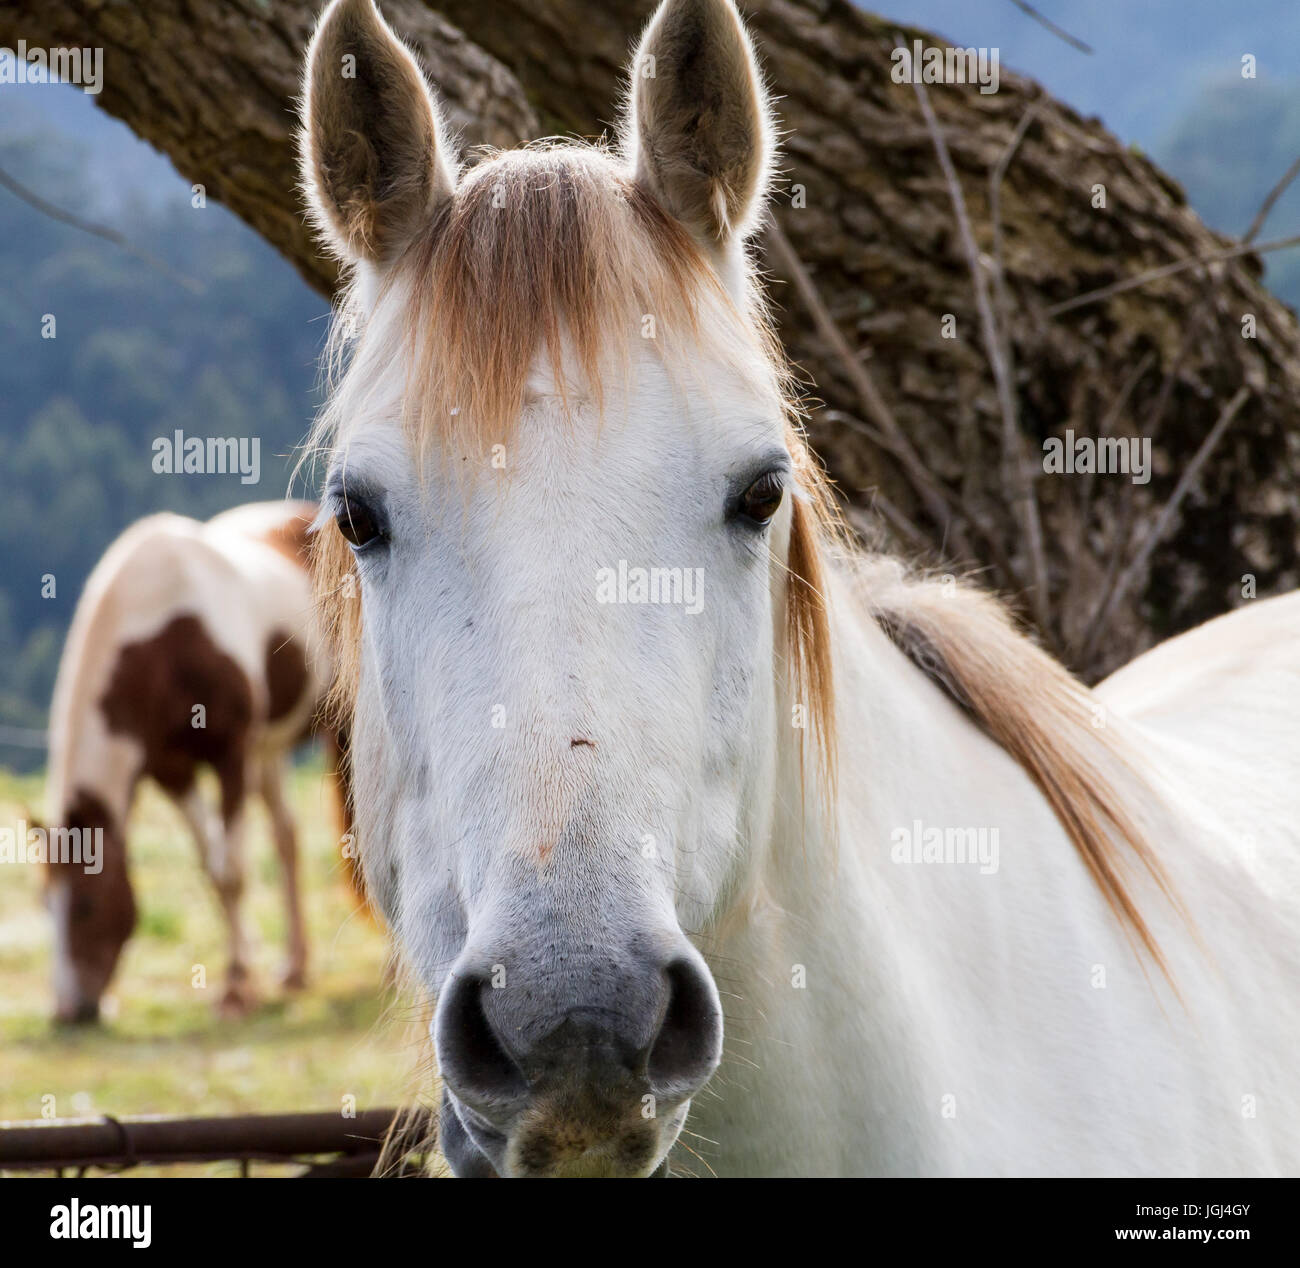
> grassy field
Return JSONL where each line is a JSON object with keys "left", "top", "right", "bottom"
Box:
{"left": 0, "top": 760, "right": 423, "bottom": 1176}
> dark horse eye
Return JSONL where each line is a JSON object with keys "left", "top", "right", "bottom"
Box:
{"left": 738, "top": 471, "right": 786, "bottom": 526}
{"left": 335, "top": 495, "right": 385, "bottom": 549}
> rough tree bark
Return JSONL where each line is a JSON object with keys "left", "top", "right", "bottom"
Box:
{"left": 5, "top": 0, "right": 1298, "bottom": 677}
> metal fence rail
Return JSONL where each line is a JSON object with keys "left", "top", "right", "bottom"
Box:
{"left": 0, "top": 1108, "right": 430, "bottom": 1177}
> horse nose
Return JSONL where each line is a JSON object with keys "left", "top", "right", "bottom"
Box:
{"left": 434, "top": 951, "right": 723, "bottom": 1117}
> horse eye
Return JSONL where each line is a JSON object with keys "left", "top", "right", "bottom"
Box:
{"left": 335, "top": 495, "right": 385, "bottom": 549}
{"left": 738, "top": 472, "right": 785, "bottom": 526}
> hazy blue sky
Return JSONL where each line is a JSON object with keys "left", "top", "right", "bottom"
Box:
{"left": 878, "top": 0, "right": 1300, "bottom": 150}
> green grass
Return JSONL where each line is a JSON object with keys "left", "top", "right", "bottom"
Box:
{"left": 0, "top": 762, "right": 419, "bottom": 1175}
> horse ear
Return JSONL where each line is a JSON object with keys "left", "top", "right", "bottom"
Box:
{"left": 299, "top": 0, "right": 456, "bottom": 267}
{"left": 626, "top": 0, "right": 774, "bottom": 249}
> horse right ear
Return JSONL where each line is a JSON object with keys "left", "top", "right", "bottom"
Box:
{"left": 299, "top": 0, "right": 456, "bottom": 267}
{"left": 626, "top": 0, "right": 774, "bottom": 251}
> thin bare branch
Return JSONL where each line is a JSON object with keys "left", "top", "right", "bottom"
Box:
{"left": 1007, "top": 0, "right": 1094, "bottom": 54}
{"left": 1243, "top": 155, "right": 1300, "bottom": 244}
{"left": 848, "top": 491, "right": 928, "bottom": 552}
{"left": 1073, "top": 350, "right": 1155, "bottom": 558}
{"left": 1046, "top": 232, "right": 1300, "bottom": 317}
{"left": 1068, "top": 296, "right": 1214, "bottom": 666}
{"left": 988, "top": 93, "right": 1042, "bottom": 452}
{"left": 989, "top": 95, "right": 1043, "bottom": 456}
{"left": 991, "top": 96, "right": 1044, "bottom": 205}
{"left": 906, "top": 53, "right": 1054, "bottom": 642}
{"left": 0, "top": 163, "right": 205, "bottom": 294}
{"left": 1077, "top": 386, "right": 1250, "bottom": 665}
{"left": 765, "top": 217, "right": 979, "bottom": 565}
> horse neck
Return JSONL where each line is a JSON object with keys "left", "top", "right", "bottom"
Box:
{"left": 693, "top": 565, "right": 1128, "bottom": 1172}
{"left": 740, "top": 566, "right": 1062, "bottom": 943}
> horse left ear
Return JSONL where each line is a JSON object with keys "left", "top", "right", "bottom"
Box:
{"left": 626, "top": 0, "right": 774, "bottom": 249}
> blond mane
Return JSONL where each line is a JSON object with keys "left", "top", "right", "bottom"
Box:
{"left": 308, "top": 141, "right": 1171, "bottom": 969}
{"left": 857, "top": 558, "right": 1182, "bottom": 975}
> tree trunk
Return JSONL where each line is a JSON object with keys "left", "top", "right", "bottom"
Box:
{"left": 6, "top": 0, "right": 1298, "bottom": 677}
{"left": 1, "top": 0, "right": 539, "bottom": 294}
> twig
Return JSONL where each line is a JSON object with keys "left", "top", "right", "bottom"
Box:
{"left": 1063, "top": 350, "right": 1155, "bottom": 661}
{"left": 821, "top": 407, "right": 887, "bottom": 451}
{"left": 849, "top": 491, "right": 928, "bottom": 552}
{"left": 832, "top": 405, "right": 1030, "bottom": 604}
{"left": 990, "top": 97, "right": 1043, "bottom": 232}
{"left": 1007, "top": 0, "right": 1094, "bottom": 54}
{"left": 906, "top": 53, "right": 1054, "bottom": 643}
{"left": 1077, "top": 386, "right": 1250, "bottom": 665}
{"left": 765, "top": 216, "right": 981, "bottom": 566}
{"left": 1046, "top": 232, "right": 1300, "bottom": 317}
{"left": 1243, "top": 155, "right": 1300, "bottom": 245}
{"left": 1068, "top": 305, "right": 1210, "bottom": 664}
{"left": 988, "top": 92, "right": 1042, "bottom": 459}
{"left": 1066, "top": 145, "right": 1293, "bottom": 669}
{"left": 1073, "top": 350, "right": 1154, "bottom": 557}
{"left": 0, "top": 163, "right": 205, "bottom": 294}
{"left": 989, "top": 95, "right": 1043, "bottom": 472}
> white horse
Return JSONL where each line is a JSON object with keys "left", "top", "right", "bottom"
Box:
{"left": 299, "top": 0, "right": 1300, "bottom": 1176}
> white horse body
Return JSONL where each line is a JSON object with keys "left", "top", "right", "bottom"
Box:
{"left": 693, "top": 579, "right": 1300, "bottom": 1176}
{"left": 298, "top": 0, "right": 1300, "bottom": 1175}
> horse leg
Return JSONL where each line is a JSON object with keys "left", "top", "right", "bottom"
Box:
{"left": 174, "top": 782, "right": 220, "bottom": 869}
{"left": 173, "top": 778, "right": 254, "bottom": 1015}
{"left": 260, "top": 756, "right": 308, "bottom": 990}
{"left": 209, "top": 762, "right": 256, "bottom": 1016}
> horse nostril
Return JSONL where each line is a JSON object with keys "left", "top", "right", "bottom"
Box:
{"left": 434, "top": 973, "right": 528, "bottom": 1112}
{"left": 647, "top": 958, "right": 723, "bottom": 1101}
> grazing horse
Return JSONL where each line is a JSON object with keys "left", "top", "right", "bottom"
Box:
{"left": 45, "top": 500, "right": 348, "bottom": 1022}
{"left": 299, "top": 0, "right": 1300, "bottom": 1176}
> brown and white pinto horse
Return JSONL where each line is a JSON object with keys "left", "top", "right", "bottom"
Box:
{"left": 45, "top": 500, "right": 350, "bottom": 1022}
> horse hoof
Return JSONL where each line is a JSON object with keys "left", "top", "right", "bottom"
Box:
{"left": 217, "top": 986, "right": 257, "bottom": 1018}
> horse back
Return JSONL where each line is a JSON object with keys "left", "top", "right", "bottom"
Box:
{"left": 50, "top": 503, "right": 325, "bottom": 812}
